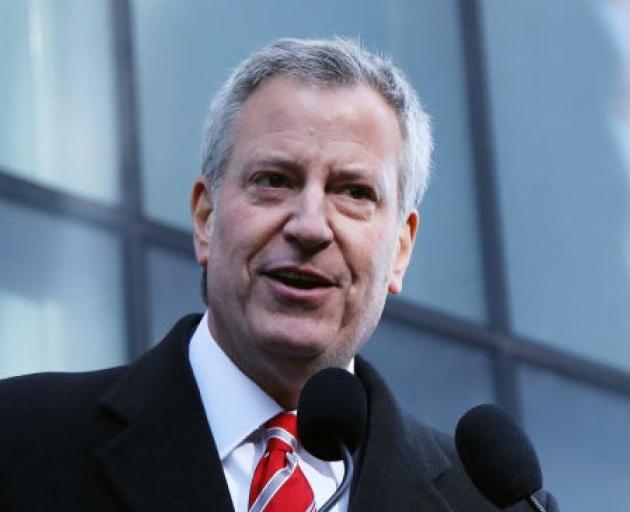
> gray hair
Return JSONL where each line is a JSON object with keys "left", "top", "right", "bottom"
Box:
{"left": 200, "top": 37, "right": 433, "bottom": 215}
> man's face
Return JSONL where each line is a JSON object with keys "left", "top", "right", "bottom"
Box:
{"left": 192, "top": 77, "right": 418, "bottom": 400}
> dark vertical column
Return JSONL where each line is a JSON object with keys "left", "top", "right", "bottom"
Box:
{"left": 111, "top": 0, "right": 150, "bottom": 360}
{"left": 457, "top": 0, "right": 521, "bottom": 418}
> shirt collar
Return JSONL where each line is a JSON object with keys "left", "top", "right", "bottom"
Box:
{"left": 189, "top": 311, "right": 282, "bottom": 460}
{"left": 189, "top": 310, "right": 355, "bottom": 460}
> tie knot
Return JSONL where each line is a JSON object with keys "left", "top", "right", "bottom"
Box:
{"left": 265, "top": 411, "right": 297, "bottom": 433}
{"left": 263, "top": 412, "right": 298, "bottom": 453}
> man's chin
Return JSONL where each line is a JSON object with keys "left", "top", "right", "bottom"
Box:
{"left": 257, "top": 330, "right": 358, "bottom": 376}
{"left": 257, "top": 332, "right": 331, "bottom": 359}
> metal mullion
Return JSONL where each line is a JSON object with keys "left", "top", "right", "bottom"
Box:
{"left": 384, "top": 298, "right": 630, "bottom": 400}
{"left": 111, "top": 0, "right": 149, "bottom": 360}
{"left": 505, "top": 335, "right": 630, "bottom": 398}
{"left": 384, "top": 299, "right": 502, "bottom": 351}
{"left": 457, "top": 0, "right": 521, "bottom": 417}
{"left": 457, "top": 0, "right": 511, "bottom": 334}
{"left": 0, "top": 170, "right": 126, "bottom": 232}
{"left": 140, "top": 219, "right": 195, "bottom": 257}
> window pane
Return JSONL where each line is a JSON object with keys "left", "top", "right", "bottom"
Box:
{"left": 133, "top": 0, "right": 486, "bottom": 321}
{"left": 481, "top": 1, "right": 630, "bottom": 368}
{"left": 0, "top": 0, "right": 119, "bottom": 203}
{"left": 361, "top": 316, "right": 495, "bottom": 433}
{"left": 0, "top": 201, "right": 126, "bottom": 378}
{"left": 147, "top": 247, "right": 203, "bottom": 345}
{"left": 519, "top": 365, "right": 630, "bottom": 512}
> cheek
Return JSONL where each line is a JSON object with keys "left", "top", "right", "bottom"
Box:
{"left": 346, "top": 227, "right": 394, "bottom": 291}
{"left": 212, "top": 198, "right": 257, "bottom": 250}
{"left": 373, "top": 243, "right": 397, "bottom": 288}
{"left": 208, "top": 202, "right": 285, "bottom": 281}
{"left": 206, "top": 208, "right": 246, "bottom": 280}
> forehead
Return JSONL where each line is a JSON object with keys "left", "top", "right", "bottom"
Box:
{"left": 231, "top": 76, "right": 403, "bottom": 167}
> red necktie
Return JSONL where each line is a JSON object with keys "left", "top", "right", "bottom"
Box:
{"left": 248, "top": 412, "right": 316, "bottom": 512}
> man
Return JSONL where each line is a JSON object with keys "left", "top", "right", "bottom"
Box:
{"left": 0, "top": 38, "right": 556, "bottom": 511}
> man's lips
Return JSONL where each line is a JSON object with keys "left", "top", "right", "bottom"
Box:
{"left": 261, "top": 265, "right": 337, "bottom": 290}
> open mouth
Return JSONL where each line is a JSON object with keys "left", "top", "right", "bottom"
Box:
{"left": 264, "top": 269, "right": 335, "bottom": 290}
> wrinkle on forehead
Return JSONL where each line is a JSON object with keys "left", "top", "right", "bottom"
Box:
{"left": 233, "top": 77, "right": 403, "bottom": 167}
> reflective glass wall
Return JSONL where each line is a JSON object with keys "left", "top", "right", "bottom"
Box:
{"left": 1, "top": 1, "right": 629, "bottom": 509}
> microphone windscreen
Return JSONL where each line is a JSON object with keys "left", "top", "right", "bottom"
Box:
{"left": 455, "top": 404, "right": 542, "bottom": 509}
{"left": 297, "top": 367, "right": 367, "bottom": 461}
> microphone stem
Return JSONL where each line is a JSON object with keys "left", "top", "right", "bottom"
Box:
{"left": 319, "top": 443, "right": 354, "bottom": 512}
{"left": 527, "top": 494, "right": 548, "bottom": 512}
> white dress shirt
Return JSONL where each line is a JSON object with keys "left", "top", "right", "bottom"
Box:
{"left": 189, "top": 311, "right": 349, "bottom": 512}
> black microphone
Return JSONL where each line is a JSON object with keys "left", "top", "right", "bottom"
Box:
{"left": 297, "top": 368, "right": 367, "bottom": 512}
{"left": 455, "top": 404, "right": 552, "bottom": 512}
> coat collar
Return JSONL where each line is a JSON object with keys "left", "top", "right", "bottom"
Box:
{"left": 351, "top": 357, "right": 455, "bottom": 511}
{"left": 97, "top": 314, "right": 235, "bottom": 512}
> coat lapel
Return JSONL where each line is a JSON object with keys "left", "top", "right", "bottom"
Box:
{"left": 351, "top": 357, "right": 455, "bottom": 512}
{"left": 96, "top": 314, "right": 235, "bottom": 512}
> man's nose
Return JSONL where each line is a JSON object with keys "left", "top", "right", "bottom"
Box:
{"left": 283, "top": 188, "right": 334, "bottom": 252}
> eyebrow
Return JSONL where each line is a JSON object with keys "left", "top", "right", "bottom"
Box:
{"left": 328, "top": 168, "right": 374, "bottom": 182}
{"left": 249, "top": 157, "right": 306, "bottom": 175}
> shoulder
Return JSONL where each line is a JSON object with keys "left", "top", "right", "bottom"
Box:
{"left": 0, "top": 365, "right": 125, "bottom": 417}
{"left": 0, "top": 313, "right": 202, "bottom": 424}
{"left": 0, "top": 366, "right": 126, "bottom": 463}
{"left": 399, "top": 407, "right": 453, "bottom": 451}
{"left": 398, "top": 408, "right": 470, "bottom": 489}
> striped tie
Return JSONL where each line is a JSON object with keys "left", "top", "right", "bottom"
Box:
{"left": 248, "top": 412, "right": 316, "bottom": 512}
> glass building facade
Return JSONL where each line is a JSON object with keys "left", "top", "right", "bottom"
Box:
{"left": 1, "top": 1, "right": 629, "bottom": 509}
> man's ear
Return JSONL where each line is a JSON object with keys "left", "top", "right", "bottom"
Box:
{"left": 190, "top": 176, "right": 213, "bottom": 267}
{"left": 388, "top": 210, "right": 420, "bottom": 295}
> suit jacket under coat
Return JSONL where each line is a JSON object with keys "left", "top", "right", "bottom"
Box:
{"left": 0, "top": 314, "right": 556, "bottom": 511}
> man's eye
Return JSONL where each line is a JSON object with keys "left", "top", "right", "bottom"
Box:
{"left": 256, "top": 173, "right": 289, "bottom": 188}
{"left": 342, "top": 185, "right": 374, "bottom": 201}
